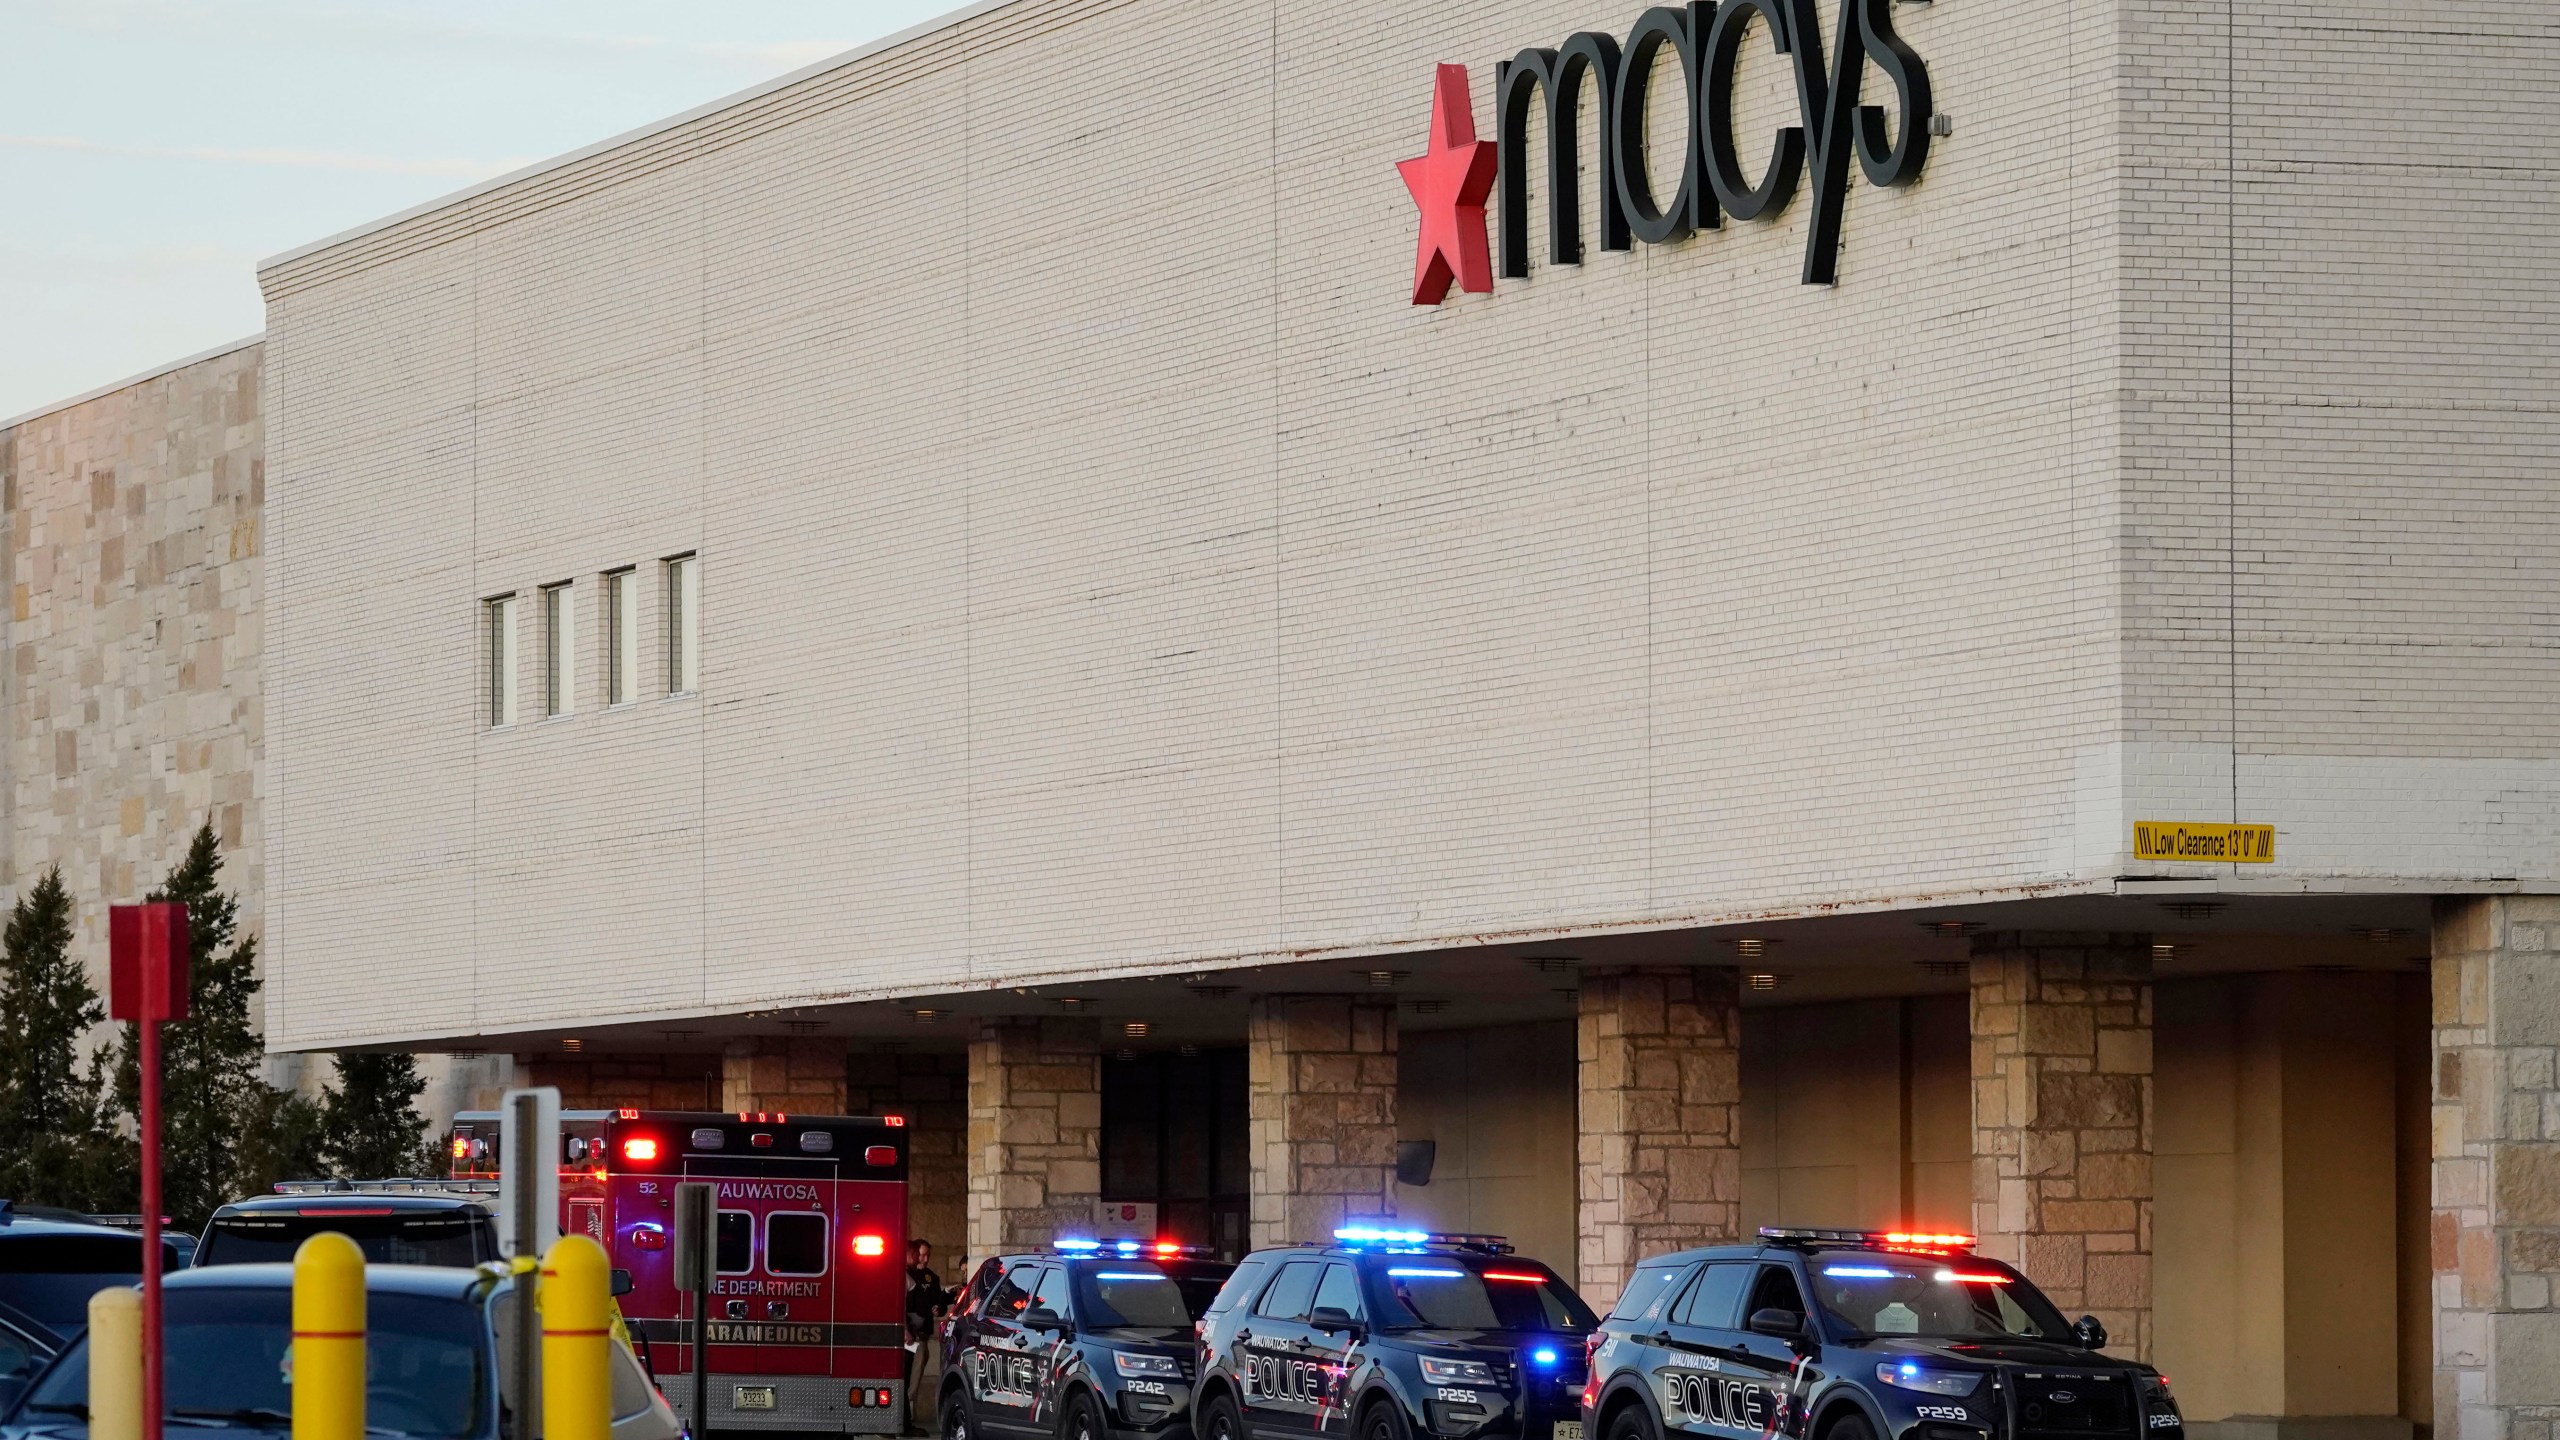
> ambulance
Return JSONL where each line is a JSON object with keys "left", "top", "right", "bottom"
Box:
{"left": 452, "top": 1107, "right": 913, "bottom": 1435}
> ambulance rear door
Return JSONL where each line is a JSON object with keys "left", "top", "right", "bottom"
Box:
{"left": 683, "top": 1152, "right": 839, "bottom": 1379}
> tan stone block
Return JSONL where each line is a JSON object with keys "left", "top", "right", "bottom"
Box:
{"left": 2021, "top": 1129, "right": 2077, "bottom": 1177}
{"left": 2096, "top": 1028, "right": 2152, "bottom": 1076}
{"left": 1680, "top": 1051, "right": 1740, "bottom": 1105}
{"left": 1045, "top": 1159, "right": 1099, "bottom": 1197}
{"left": 2021, "top": 1004, "right": 2095, "bottom": 1057}
{"left": 2495, "top": 1145, "right": 2560, "bottom": 1226}
{"left": 2037, "top": 1073, "right": 2142, "bottom": 1129}
{"left": 2078, "top": 1152, "right": 2151, "bottom": 1199}
{"left": 2510, "top": 1228, "right": 2560, "bottom": 1272}
{"left": 2491, "top": 1311, "right": 2560, "bottom": 1406}
{"left": 2083, "top": 1252, "right": 2150, "bottom": 1309}
{"left": 2041, "top": 1199, "right": 2136, "bottom": 1234}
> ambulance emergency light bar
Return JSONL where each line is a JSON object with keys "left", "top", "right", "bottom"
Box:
{"left": 1759, "top": 1227, "right": 1978, "bottom": 1253}
{"left": 1334, "top": 1225, "right": 1515, "bottom": 1254}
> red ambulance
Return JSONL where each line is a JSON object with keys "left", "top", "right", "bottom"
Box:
{"left": 452, "top": 1107, "right": 912, "bottom": 1435}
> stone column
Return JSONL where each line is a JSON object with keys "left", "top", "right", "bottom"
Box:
{"left": 966, "top": 1019, "right": 1102, "bottom": 1255}
{"left": 719, "top": 1037, "right": 848, "bottom": 1114}
{"left": 1971, "top": 934, "right": 2154, "bottom": 1360}
{"left": 1247, "top": 996, "right": 1398, "bottom": 1250}
{"left": 1577, "top": 967, "right": 1742, "bottom": 1312}
{"left": 848, "top": 1049, "right": 970, "bottom": 1265}
{"left": 2430, "top": 896, "right": 2560, "bottom": 1440}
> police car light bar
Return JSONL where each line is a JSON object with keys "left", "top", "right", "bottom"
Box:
{"left": 1053, "top": 1237, "right": 1214, "bottom": 1258}
{"left": 1759, "top": 1227, "right": 1977, "bottom": 1251}
{"left": 1334, "top": 1225, "right": 1515, "bottom": 1254}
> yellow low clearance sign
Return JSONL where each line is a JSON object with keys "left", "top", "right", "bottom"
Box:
{"left": 2134, "top": 821, "right": 2275, "bottom": 863}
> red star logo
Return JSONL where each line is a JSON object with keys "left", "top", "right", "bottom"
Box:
{"left": 1396, "top": 64, "right": 1498, "bottom": 306}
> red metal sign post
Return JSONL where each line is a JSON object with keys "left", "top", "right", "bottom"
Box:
{"left": 110, "top": 902, "right": 190, "bottom": 1440}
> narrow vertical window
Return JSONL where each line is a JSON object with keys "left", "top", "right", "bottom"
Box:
{"left": 487, "top": 594, "right": 519, "bottom": 727}
{"left": 542, "top": 581, "right": 575, "bottom": 717}
{"left": 605, "top": 568, "right": 636, "bottom": 706}
{"left": 665, "top": 553, "right": 698, "bottom": 695}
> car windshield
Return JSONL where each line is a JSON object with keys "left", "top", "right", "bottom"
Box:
{"left": 1072, "top": 1266, "right": 1193, "bottom": 1329}
{"left": 0, "top": 1234, "right": 174, "bottom": 1332}
{"left": 23, "top": 1287, "right": 489, "bottom": 1437}
{"left": 1807, "top": 1254, "right": 2070, "bottom": 1340}
{"left": 201, "top": 1214, "right": 484, "bottom": 1268}
{"left": 1364, "top": 1261, "right": 1595, "bottom": 1332}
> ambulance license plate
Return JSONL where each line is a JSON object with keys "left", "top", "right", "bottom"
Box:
{"left": 734, "top": 1387, "right": 777, "bottom": 1411}
{"left": 1554, "top": 1423, "right": 1584, "bottom": 1440}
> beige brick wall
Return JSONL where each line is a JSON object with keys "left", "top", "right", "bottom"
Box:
{"left": 258, "top": 0, "right": 2558, "bottom": 1050}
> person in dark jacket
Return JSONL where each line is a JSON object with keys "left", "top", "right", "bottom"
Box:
{"left": 905, "top": 1239, "right": 951, "bottom": 1433}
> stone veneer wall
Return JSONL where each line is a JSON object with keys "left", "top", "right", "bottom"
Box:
{"left": 1577, "top": 967, "right": 1742, "bottom": 1311}
{"left": 848, "top": 1049, "right": 968, "bottom": 1269}
{"left": 1246, "top": 995, "right": 1398, "bottom": 1250}
{"left": 516, "top": 1051, "right": 719, "bottom": 1110}
{"left": 721, "top": 1036, "right": 848, "bottom": 1113}
{"left": 0, "top": 341, "right": 265, "bottom": 1007}
{"left": 966, "top": 1019, "right": 1101, "bottom": 1254}
{"left": 2430, "top": 896, "right": 2560, "bottom": 1440}
{"left": 1971, "top": 934, "right": 2156, "bottom": 1361}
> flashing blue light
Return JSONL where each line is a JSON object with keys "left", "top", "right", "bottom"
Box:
{"left": 1387, "top": 1267, "right": 1466, "bottom": 1278}
{"left": 1899, "top": 1364, "right": 1921, "bottom": 1377}
{"left": 1531, "top": 1348, "right": 1560, "bottom": 1366}
{"left": 1113, "top": 1240, "right": 1142, "bottom": 1254}
{"left": 1095, "top": 1271, "right": 1167, "bottom": 1281}
{"left": 1055, "top": 1238, "right": 1102, "bottom": 1251}
{"left": 1336, "top": 1225, "right": 1434, "bottom": 1245}
{"left": 1824, "top": 1266, "right": 1900, "bottom": 1279}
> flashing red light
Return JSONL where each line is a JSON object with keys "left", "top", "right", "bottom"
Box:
{"left": 884, "top": 1115, "right": 907, "bottom": 1127}
{"left": 1940, "top": 1271, "right": 2012, "bottom": 1285}
{"left": 302, "top": 1207, "right": 395, "bottom": 1216}
{"left": 1155, "top": 1241, "right": 1181, "bottom": 1257}
{"left": 1885, "top": 1232, "right": 1975, "bottom": 1249}
{"left": 864, "top": 1145, "right": 897, "bottom": 1167}
{"left": 852, "top": 1234, "right": 886, "bottom": 1257}
{"left": 617, "top": 1108, "right": 639, "bottom": 1120}
{"left": 622, "top": 1137, "right": 660, "bottom": 1162}
{"left": 451, "top": 1137, "right": 469, "bottom": 1159}
{"left": 878, "top": 1391, "right": 893, "bottom": 1408}
{"left": 1481, "top": 1271, "right": 1546, "bottom": 1283}
{"left": 631, "top": 1226, "right": 667, "bottom": 1251}
{"left": 750, "top": 1133, "right": 775, "bottom": 1149}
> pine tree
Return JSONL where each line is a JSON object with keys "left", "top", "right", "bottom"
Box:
{"left": 0, "top": 870, "right": 106, "bottom": 1206}
{"left": 320, "top": 1052, "right": 440, "bottom": 1178}
{"left": 97, "top": 821, "right": 301, "bottom": 1228}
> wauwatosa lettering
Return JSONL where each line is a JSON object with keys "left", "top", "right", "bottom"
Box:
{"left": 1401, "top": 0, "right": 1932, "bottom": 303}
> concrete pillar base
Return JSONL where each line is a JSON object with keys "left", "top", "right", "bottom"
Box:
{"left": 1576, "top": 966, "right": 1742, "bottom": 1312}
{"left": 1248, "top": 996, "right": 1398, "bottom": 1251}
{"left": 1971, "top": 932, "right": 2155, "bottom": 1361}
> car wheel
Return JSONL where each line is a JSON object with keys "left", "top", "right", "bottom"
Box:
{"left": 942, "top": 1389, "right": 972, "bottom": 1440}
{"left": 1362, "top": 1398, "right": 1414, "bottom": 1440}
{"left": 1822, "top": 1414, "right": 1877, "bottom": 1440}
{"left": 1060, "top": 1390, "right": 1107, "bottom": 1440}
{"left": 1605, "top": 1403, "right": 1659, "bottom": 1440}
{"left": 1201, "top": 1392, "right": 1247, "bottom": 1440}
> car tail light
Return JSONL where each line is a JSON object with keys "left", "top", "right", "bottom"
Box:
{"left": 623, "top": 1137, "right": 659, "bottom": 1162}
{"left": 853, "top": 1234, "right": 886, "bottom": 1257}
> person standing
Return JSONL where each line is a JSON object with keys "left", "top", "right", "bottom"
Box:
{"left": 905, "top": 1239, "right": 950, "bottom": 1434}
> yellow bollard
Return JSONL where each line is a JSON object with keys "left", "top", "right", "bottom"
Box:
{"left": 540, "top": 1235, "right": 613, "bottom": 1440}
{"left": 88, "top": 1287, "right": 142, "bottom": 1440}
{"left": 292, "top": 1231, "right": 367, "bottom": 1440}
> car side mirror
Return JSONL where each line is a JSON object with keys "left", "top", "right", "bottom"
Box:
{"left": 611, "top": 1268, "right": 636, "bottom": 1298}
{"left": 1023, "top": 1306, "right": 1068, "bottom": 1332}
{"left": 2073, "top": 1315, "right": 2107, "bottom": 1351}
{"left": 1746, "top": 1307, "right": 1805, "bottom": 1339}
{"left": 1309, "top": 1306, "right": 1362, "bottom": 1335}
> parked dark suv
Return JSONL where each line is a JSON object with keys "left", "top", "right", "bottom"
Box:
{"left": 196, "top": 1184, "right": 500, "bottom": 1268}
{"left": 1193, "top": 1228, "right": 1596, "bottom": 1440}
{"left": 1580, "top": 1229, "right": 2180, "bottom": 1440}
{"left": 938, "top": 1241, "right": 1235, "bottom": 1440}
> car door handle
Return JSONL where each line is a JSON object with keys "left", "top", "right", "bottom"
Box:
{"left": 1237, "top": 1329, "right": 1253, "bottom": 1343}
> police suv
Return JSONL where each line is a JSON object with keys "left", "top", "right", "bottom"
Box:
{"left": 938, "top": 1241, "right": 1235, "bottom": 1440}
{"left": 1193, "top": 1229, "right": 1597, "bottom": 1440}
{"left": 1581, "top": 1229, "right": 2181, "bottom": 1440}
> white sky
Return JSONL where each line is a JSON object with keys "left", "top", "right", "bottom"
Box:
{"left": 0, "top": 0, "right": 961, "bottom": 421}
